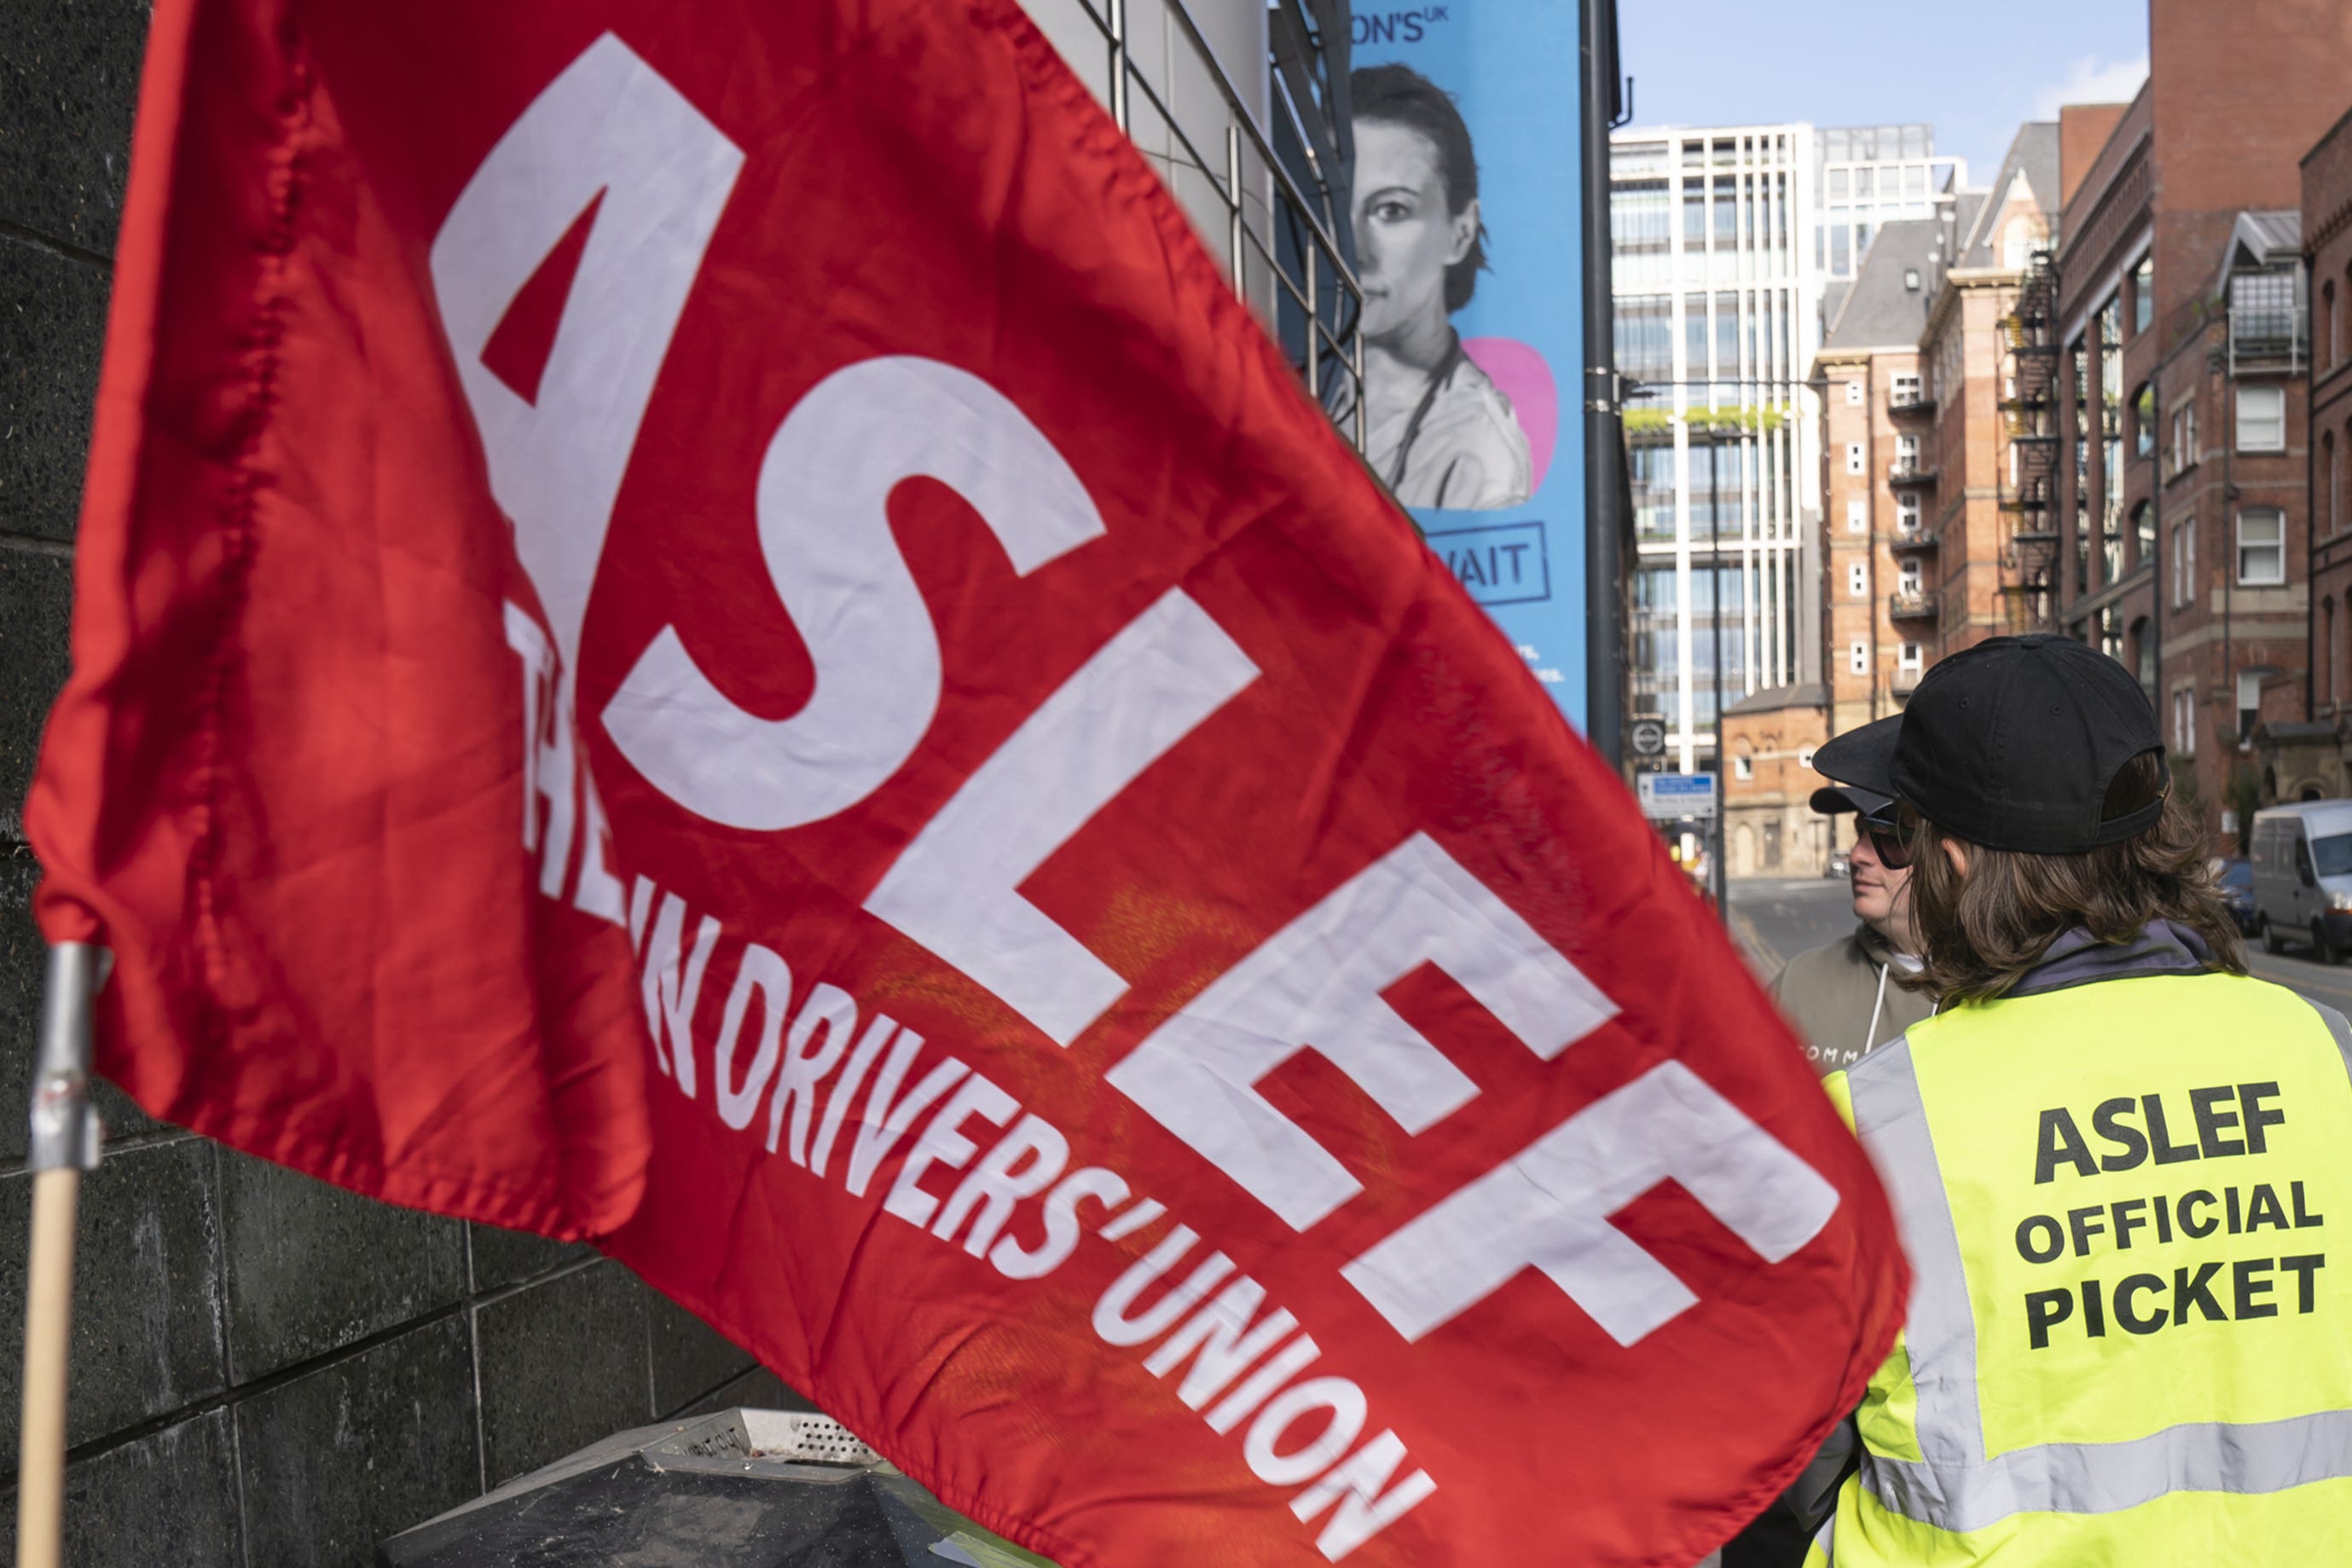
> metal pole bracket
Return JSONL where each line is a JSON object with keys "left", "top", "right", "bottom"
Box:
{"left": 27, "top": 944, "right": 109, "bottom": 1175}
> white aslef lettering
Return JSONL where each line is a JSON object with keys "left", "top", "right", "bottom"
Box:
{"left": 864, "top": 587, "right": 1258, "bottom": 1045}
{"left": 432, "top": 34, "right": 739, "bottom": 914}
{"left": 1105, "top": 833, "right": 1619, "bottom": 1230}
{"left": 605, "top": 356, "right": 1106, "bottom": 830}
{"left": 1341, "top": 1060, "right": 1840, "bottom": 1345}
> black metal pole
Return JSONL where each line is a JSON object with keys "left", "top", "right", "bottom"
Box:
{"left": 1712, "top": 445, "right": 1729, "bottom": 915}
{"left": 1580, "top": 0, "right": 1625, "bottom": 768}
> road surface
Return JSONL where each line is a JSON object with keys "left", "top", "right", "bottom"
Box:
{"left": 1727, "top": 875, "right": 2352, "bottom": 1015}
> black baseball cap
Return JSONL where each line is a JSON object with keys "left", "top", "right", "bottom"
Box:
{"left": 1808, "top": 781, "right": 1895, "bottom": 821}
{"left": 1811, "top": 634, "right": 2165, "bottom": 853}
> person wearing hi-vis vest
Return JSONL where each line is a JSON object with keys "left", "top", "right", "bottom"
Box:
{"left": 1799, "top": 633, "right": 2352, "bottom": 1566}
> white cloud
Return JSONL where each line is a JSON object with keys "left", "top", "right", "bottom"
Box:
{"left": 2031, "top": 54, "right": 2148, "bottom": 119}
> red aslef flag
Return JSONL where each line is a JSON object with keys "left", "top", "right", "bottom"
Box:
{"left": 27, "top": 2, "right": 1907, "bottom": 1562}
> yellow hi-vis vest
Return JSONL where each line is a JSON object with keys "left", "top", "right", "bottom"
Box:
{"left": 1805, "top": 969, "right": 2352, "bottom": 1566}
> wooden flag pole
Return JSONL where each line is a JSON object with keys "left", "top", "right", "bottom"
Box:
{"left": 17, "top": 944, "right": 105, "bottom": 1568}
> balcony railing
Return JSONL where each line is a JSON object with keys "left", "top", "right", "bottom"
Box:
{"left": 2230, "top": 307, "right": 2308, "bottom": 371}
{"left": 1888, "top": 459, "right": 1938, "bottom": 487}
{"left": 1892, "top": 668, "right": 1923, "bottom": 695}
{"left": 1891, "top": 523, "right": 1938, "bottom": 552}
{"left": 2227, "top": 269, "right": 2305, "bottom": 376}
{"left": 1890, "top": 388, "right": 1936, "bottom": 415}
{"left": 1889, "top": 590, "right": 1938, "bottom": 621}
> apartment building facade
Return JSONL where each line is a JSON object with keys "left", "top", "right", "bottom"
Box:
{"left": 2050, "top": 0, "right": 2352, "bottom": 836}
{"left": 1795, "top": 126, "right": 2059, "bottom": 778}
{"left": 1721, "top": 684, "right": 1832, "bottom": 877}
{"left": 1814, "top": 218, "right": 1948, "bottom": 739}
{"left": 1614, "top": 122, "right": 1961, "bottom": 773}
{"left": 2298, "top": 107, "right": 2352, "bottom": 797}
{"left": 1916, "top": 124, "right": 2064, "bottom": 660}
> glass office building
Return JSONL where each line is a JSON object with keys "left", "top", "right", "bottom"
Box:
{"left": 1816, "top": 125, "right": 1967, "bottom": 286}
{"left": 1613, "top": 123, "right": 1961, "bottom": 769}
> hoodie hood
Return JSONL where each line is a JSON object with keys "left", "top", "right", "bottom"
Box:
{"left": 2006, "top": 919, "right": 2216, "bottom": 999}
{"left": 1853, "top": 921, "right": 1915, "bottom": 969}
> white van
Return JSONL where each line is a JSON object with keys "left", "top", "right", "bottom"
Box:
{"left": 2247, "top": 801, "right": 2352, "bottom": 960}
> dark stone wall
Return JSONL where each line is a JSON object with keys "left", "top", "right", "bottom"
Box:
{"left": 0, "top": 5, "right": 794, "bottom": 1561}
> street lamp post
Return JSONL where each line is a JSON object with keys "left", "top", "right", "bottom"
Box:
{"left": 1712, "top": 448, "right": 1729, "bottom": 916}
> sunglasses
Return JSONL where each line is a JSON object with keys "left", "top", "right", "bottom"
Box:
{"left": 1859, "top": 813, "right": 1914, "bottom": 871}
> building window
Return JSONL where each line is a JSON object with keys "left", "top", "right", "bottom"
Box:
{"left": 1898, "top": 641, "right": 1922, "bottom": 674}
{"left": 2132, "top": 253, "right": 2154, "bottom": 336}
{"left": 1897, "top": 558, "right": 1922, "bottom": 596}
{"left": 2327, "top": 599, "right": 2339, "bottom": 707}
{"left": 1733, "top": 754, "right": 1754, "bottom": 781}
{"left": 1845, "top": 379, "right": 1863, "bottom": 406}
{"left": 2132, "top": 500, "right": 2154, "bottom": 568}
{"left": 1894, "top": 433, "right": 1919, "bottom": 473}
{"left": 1846, "top": 498, "right": 1867, "bottom": 534}
{"left": 2237, "top": 385, "right": 2286, "bottom": 452}
{"left": 1848, "top": 560, "right": 1868, "bottom": 597}
{"left": 2326, "top": 280, "right": 2339, "bottom": 371}
{"left": 2239, "top": 670, "right": 2264, "bottom": 741}
{"left": 1797, "top": 746, "right": 1816, "bottom": 771}
{"left": 2237, "top": 508, "right": 2286, "bottom": 585}
{"left": 2329, "top": 431, "right": 2341, "bottom": 538}
{"left": 1891, "top": 373, "right": 1922, "bottom": 408}
{"left": 2336, "top": 599, "right": 2347, "bottom": 712}
{"left": 2134, "top": 384, "right": 2156, "bottom": 457}
{"left": 2130, "top": 617, "right": 2154, "bottom": 696}
{"left": 2171, "top": 517, "right": 2196, "bottom": 607}
{"left": 1849, "top": 639, "right": 1868, "bottom": 676}
{"left": 2174, "top": 688, "right": 2197, "bottom": 757}
{"left": 1897, "top": 492, "right": 1921, "bottom": 534}
{"left": 2170, "top": 400, "right": 2198, "bottom": 477}
{"left": 1845, "top": 442, "right": 1865, "bottom": 475}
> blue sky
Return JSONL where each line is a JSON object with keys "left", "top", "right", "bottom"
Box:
{"left": 1616, "top": 0, "right": 2151, "bottom": 188}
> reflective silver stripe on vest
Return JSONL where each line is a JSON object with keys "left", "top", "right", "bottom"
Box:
{"left": 1861, "top": 1410, "right": 2352, "bottom": 1534}
{"left": 1845, "top": 1025, "right": 2352, "bottom": 1535}
{"left": 1810, "top": 1513, "right": 1835, "bottom": 1565}
{"left": 1848, "top": 1039, "right": 1985, "bottom": 1469}
{"left": 2304, "top": 996, "right": 2352, "bottom": 1080}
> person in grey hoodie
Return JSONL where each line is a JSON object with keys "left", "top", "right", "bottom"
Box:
{"left": 1723, "top": 782, "right": 1937, "bottom": 1568}
{"left": 1769, "top": 783, "right": 1935, "bottom": 1073}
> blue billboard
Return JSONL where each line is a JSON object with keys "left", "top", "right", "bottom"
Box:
{"left": 1337, "top": 3, "right": 1586, "bottom": 725}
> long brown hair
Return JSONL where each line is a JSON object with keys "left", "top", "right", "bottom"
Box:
{"left": 1903, "top": 751, "right": 2246, "bottom": 1004}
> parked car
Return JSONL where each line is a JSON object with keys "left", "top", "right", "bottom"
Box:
{"left": 1824, "top": 846, "right": 1851, "bottom": 879}
{"left": 2214, "top": 856, "right": 2256, "bottom": 935}
{"left": 2248, "top": 802, "right": 2352, "bottom": 961}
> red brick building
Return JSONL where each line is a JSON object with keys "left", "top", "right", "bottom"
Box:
{"left": 2050, "top": 0, "right": 2352, "bottom": 841}
{"left": 1813, "top": 219, "right": 1947, "bottom": 740}
{"left": 1922, "top": 124, "right": 2061, "bottom": 654}
{"left": 2299, "top": 106, "right": 2352, "bottom": 796}
{"left": 1807, "top": 126, "right": 2059, "bottom": 744}
{"left": 1721, "top": 685, "right": 1833, "bottom": 877}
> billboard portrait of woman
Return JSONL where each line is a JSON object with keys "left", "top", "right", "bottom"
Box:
{"left": 1326, "top": 62, "right": 1533, "bottom": 511}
